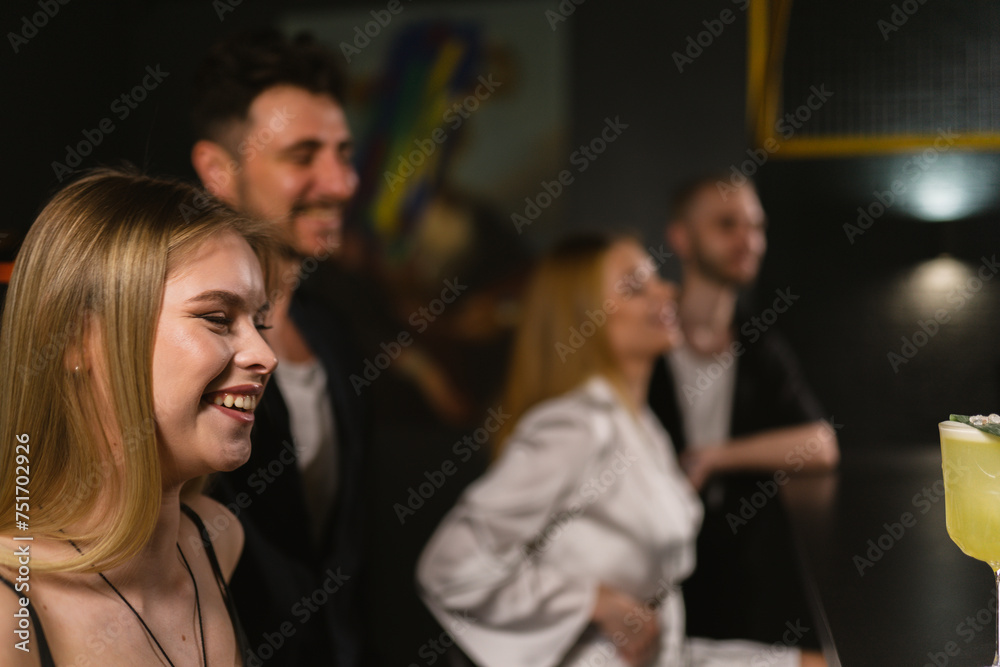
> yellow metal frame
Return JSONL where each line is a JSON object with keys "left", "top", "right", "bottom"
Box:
{"left": 746, "top": 0, "right": 1000, "bottom": 156}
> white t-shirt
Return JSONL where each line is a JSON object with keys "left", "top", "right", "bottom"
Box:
{"left": 273, "top": 357, "right": 339, "bottom": 543}
{"left": 666, "top": 344, "right": 737, "bottom": 449}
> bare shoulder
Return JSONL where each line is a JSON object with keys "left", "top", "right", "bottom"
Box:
{"left": 183, "top": 495, "right": 245, "bottom": 581}
{"left": 0, "top": 564, "right": 42, "bottom": 667}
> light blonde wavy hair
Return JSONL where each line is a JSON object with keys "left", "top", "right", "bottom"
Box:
{"left": 0, "top": 168, "right": 278, "bottom": 573}
{"left": 493, "top": 233, "right": 634, "bottom": 458}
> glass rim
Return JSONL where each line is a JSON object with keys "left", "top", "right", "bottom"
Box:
{"left": 939, "top": 419, "right": 977, "bottom": 430}
{"left": 939, "top": 420, "right": 1000, "bottom": 439}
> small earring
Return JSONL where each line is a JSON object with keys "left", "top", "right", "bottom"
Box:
{"left": 73, "top": 365, "right": 81, "bottom": 373}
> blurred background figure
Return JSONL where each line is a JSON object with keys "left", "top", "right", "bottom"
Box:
{"left": 649, "top": 175, "right": 838, "bottom": 647}
{"left": 418, "top": 233, "right": 824, "bottom": 667}
{"left": 190, "top": 29, "right": 370, "bottom": 666}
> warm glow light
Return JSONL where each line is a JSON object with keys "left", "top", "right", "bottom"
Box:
{"left": 895, "top": 256, "right": 972, "bottom": 314}
{"left": 910, "top": 256, "right": 970, "bottom": 293}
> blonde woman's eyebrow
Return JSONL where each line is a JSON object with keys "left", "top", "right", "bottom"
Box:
{"left": 186, "top": 289, "right": 244, "bottom": 307}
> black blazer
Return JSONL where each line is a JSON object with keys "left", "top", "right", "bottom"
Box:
{"left": 648, "top": 326, "right": 826, "bottom": 645}
{"left": 212, "top": 285, "right": 368, "bottom": 667}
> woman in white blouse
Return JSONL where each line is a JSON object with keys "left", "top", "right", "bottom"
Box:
{"left": 417, "top": 235, "right": 824, "bottom": 667}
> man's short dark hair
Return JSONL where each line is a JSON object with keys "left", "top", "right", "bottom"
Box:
{"left": 191, "top": 29, "right": 347, "bottom": 145}
{"left": 669, "top": 172, "right": 757, "bottom": 221}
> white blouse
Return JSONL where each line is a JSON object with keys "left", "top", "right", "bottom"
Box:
{"left": 416, "top": 376, "right": 800, "bottom": 667}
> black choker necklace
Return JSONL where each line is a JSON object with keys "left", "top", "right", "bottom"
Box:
{"left": 68, "top": 539, "right": 207, "bottom": 667}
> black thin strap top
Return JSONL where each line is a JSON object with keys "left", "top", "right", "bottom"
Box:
{"left": 0, "top": 569, "right": 55, "bottom": 666}
{"left": 0, "top": 503, "right": 249, "bottom": 666}
{"left": 180, "top": 502, "right": 251, "bottom": 662}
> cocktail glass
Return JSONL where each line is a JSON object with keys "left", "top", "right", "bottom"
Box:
{"left": 940, "top": 419, "right": 1000, "bottom": 667}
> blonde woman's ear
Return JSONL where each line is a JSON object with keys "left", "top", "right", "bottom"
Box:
{"left": 64, "top": 315, "right": 100, "bottom": 375}
{"left": 64, "top": 334, "right": 85, "bottom": 374}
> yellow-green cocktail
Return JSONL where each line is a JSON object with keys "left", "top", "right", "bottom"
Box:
{"left": 940, "top": 416, "right": 1000, "bottom": 666}
{"left": 941, "top": 420, "right": 1000, "bottom": 567}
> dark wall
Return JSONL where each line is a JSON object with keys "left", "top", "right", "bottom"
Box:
{"left": 569, "top": 1, "right": 749, "bottom": 244}
{"left": 757, "top": 159, "right": 1000, "bottom": 447}
{"left": 2, "top": 0, "right": 294, "bottom": 246}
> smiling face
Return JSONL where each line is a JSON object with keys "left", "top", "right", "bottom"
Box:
{"left": 675, "top": 183, "right": 767, "bottom": 287}
{"left": 152, "top": 231, "right": 276, "bottom": 483}
{"left": 225, "top": 85, "right": 358, "bottom": 258}
{"left": 603, "top": 240, "right": 683, "bottom": 365}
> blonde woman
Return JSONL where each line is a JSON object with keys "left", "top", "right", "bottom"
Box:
{"left": 0, "top": 170, "right": 278, "bottom": 666}
{"left": 417, "top": 235, "right": 824, "bottom": 667}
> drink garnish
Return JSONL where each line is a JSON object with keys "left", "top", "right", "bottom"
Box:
{"left": 950, "top": 414, "right": 1000, "bottom": 437}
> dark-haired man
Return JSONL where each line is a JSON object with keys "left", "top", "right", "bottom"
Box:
{"left": 190, "top": 30, "right": 366, "bottom": 666}
{"left": 648, "top": 176, "right": 838, "bottom": 648}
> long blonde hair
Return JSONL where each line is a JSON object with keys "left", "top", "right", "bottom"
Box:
{"left": 0, "top": 168, "right": 278, "bottom": 573}
{"left": 493, "top": 234, "right": 630, "bottom": 457}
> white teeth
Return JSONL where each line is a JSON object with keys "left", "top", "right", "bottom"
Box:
{"left": 210, "top": 393, "right": 256, "bottom": 411}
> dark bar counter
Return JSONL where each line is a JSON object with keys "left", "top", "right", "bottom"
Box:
{"left": 783, "top": 447, "right": 998, "bottom": 667}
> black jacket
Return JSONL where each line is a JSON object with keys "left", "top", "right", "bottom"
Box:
{"left": 648, "top": 326, "right": 826, "bottom": 646}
